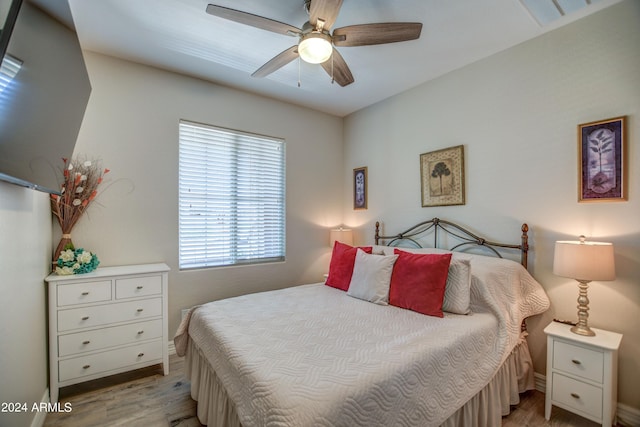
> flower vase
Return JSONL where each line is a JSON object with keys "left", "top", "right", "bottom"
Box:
{"left": 50, "top": 157, "right": 109, "bottom": 269}
{"left": 53, "top": 233, "right": 73, "bottom": 265}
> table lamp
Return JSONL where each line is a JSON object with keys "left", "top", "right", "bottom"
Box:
{"left": 329, "top": 228, "right": 353, "bottom": 247}
{"left": 553, "top": 236, "right": 615, "bottom": 336}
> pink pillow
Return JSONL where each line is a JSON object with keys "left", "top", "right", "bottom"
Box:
{"left": 325, "top": 242, "right": 373, "bottom": 291}
{"left": 389, "top": 249, "right": 452, "bottom": 317}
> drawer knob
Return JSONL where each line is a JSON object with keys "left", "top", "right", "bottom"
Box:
{"left": 570, "top": 393, "right": 580, "bottom": 399}
{"left": 137, "top": 352, "right": 144, "bottom": 357}
{"left": 81, "top": 291, "right": 90, "bottom": 296}
{"left": 136, "top": 286, "right": 144, "bottom": 290}
{"left": 83, "top": 365, "right": 91, "bottom": 370}
{"left": 81, "top": 316, "right": 90, "bottom": 321}
{"left": 82, "top": 340, "right": 91, "bottom": 345}
{"left": 137, "top": 330, "right": 144, "bottom": 335}
{"left": 571, "top": 359, "right": 582, "bottom": 365}
{"left": 136, "top": 308, "right": 144, "bottom": 312}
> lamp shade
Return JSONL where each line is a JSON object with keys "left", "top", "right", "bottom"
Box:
{"left": 553, "top": 239, "right": 615, "bottom": 282}
{"left": 329, "top": 228, "right": 353, "bottom": 247}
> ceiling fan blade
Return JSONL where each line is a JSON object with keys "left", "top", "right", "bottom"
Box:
{"left": 251, "top": 46, "right": 300, "bottom": 78}
{"left": 206, "top": 4, "right": 301, "bottom": 36}
{"left": 333, "top": 23, "right": 422, "bottom": 47}
{"left": 320, "top": 48, "right": 354, "bottom": 87}
{"left": 309, "top": 0, "right": 343, "bottom": 30}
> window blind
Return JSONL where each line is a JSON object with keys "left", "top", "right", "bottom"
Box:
{"left": 0, "top": 54, "right": 22, "bottom": 95}
{"left": 178, "top": 120, "right": 285, "bottom": 269}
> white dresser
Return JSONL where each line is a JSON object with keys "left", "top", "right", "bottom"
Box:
{"left": 544, "top": 321, "right": 622, "bottom": 426}
{"left": 45, "top": 263, "right": 170, "bottom": 403}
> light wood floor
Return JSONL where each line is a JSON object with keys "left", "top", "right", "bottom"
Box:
{"left": 44, "top": 354, "right": 608, "bottom": 427}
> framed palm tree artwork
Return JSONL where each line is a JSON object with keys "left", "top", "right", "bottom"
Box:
{"left": 420, "top": 145, "right": 465, "bottom": 207}
{"left": 578, "top": 116, "right": 627, "bottom": 202}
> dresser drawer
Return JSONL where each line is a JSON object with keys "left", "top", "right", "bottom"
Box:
{"left": 116, "top": 276, "right": 162, "bottom": 299}
{"left": 57, "top": 298, "right": 162, "bottom": 332}
{"left": 58, "top": 340, "right": 163, "bottom": 382}
{"left": 553, "top": 340, "right": 604, "bottom": 383}
{"left": 57, "top": 280, "right": 112, "bottom": 307}
{"left": 58, "top": 319, "right": 163, "bottom": 357}
{"left": 552, "top": 373, "right": 603, "bottom": 420}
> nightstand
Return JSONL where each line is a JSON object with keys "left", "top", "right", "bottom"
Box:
{"left": 544, "top": 321, "right": 622, "bottom": 427}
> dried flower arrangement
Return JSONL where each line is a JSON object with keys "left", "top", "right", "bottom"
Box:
{"left": 50, "top": 157, "right": 109, "bottom": 265}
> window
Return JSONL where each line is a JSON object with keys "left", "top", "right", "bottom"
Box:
{"left": 178, "top": 120, "right": 285, "bottom": 269}
{"left": 0, "top": 54, "right": 22, "bottom": 95}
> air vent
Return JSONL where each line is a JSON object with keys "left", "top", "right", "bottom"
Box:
{"left": 520, "top": 0, "right": 602, "bottom": 26}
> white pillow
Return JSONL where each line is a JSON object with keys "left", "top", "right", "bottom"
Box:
{"left": 442, "top": 258, "right": 472, "bottom": 314}
{"left": 371, "top": 245, "right": 389, "bottom": 255}
{"left": 347, "top": 249, "right": 399, "bottom": 305}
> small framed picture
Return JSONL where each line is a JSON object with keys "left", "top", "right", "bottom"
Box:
{"left": 420, "top": 145, "right": 465, "bottom": 207}
{"left": 353, "top": 166, "right": 367, "bottom": 210}
{"left": 578, "top": 116, "right": 627, "bottom": 202}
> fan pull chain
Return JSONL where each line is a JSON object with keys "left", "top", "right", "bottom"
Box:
{"left": 298, "top": 56, "right": 301, "bottom": 87}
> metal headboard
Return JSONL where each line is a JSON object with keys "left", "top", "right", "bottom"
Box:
{"left": 375, "top": 217, "right": 529, "bottom": 269}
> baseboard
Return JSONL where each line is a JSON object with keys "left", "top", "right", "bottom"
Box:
{"left": 617, "top": 403, "right": 640, "bottom": 427}
{"left": 29, "top": 388, "right": 49, "bottom": 427}
{"left": 533, "top": 373, "right": 640, "bottom": 426}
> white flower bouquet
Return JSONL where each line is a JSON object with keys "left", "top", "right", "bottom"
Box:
{"left": 55, "top": 246, "right": 100, "bottom": 275}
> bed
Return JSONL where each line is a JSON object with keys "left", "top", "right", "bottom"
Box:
{"left": 174, "top": 217, "right": 550, "bottom": 426}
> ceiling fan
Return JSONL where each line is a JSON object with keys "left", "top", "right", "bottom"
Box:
{"left": 205, "top": 0, "right": 422, "bottom": 86}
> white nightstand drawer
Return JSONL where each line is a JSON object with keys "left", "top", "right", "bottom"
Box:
{"left": 58, "top": 319, "right": 163, "bottom": 357}
{"left": 552, "top": 373, "right": 603, "bottom": 420}
{"left": 57, "top": 298, "right": 162, "bottom": 332}
{"left": 116, "top": 276, "right": 162, "bottom": 299}
{"left": 57, "top": 280, "right": 112, "bottom": 307}
{"left": 553, "top": 340, "right": 604, "bottom": 383}
{"left": 58, "top": 340, "right": 163, "bottom": 382}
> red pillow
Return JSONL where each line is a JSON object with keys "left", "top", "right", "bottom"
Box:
{"left": 325, "top": 242, "right": 373, "bottom": 291}
{"left": 389, "top": 249, "right": 452, "bottom": 317}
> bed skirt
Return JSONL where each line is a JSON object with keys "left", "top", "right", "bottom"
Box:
{"left": 185, "top": 333, "right": 535, "bottom": 427}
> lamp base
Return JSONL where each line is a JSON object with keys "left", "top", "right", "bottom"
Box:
{"left": 571, "top": 279, "right": 596, "bottom": 337}
{"left": 570, "top": 324, "right": 596, "bottom": 336}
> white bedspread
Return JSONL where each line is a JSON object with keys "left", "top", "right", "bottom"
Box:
{"left": 179, "top": 255, "right": 549, "bottom": 427}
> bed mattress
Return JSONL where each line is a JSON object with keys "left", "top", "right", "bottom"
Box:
{"left": 177, "top": 254, "right": 549, "bottom": 426}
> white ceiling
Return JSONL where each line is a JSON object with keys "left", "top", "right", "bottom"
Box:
{"left": 58, "top": 0, "right": 622, "bottom": 117}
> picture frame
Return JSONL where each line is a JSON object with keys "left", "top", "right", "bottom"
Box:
{"left": 578, "top": 116, "right": 627, "bottom": 202}
{"left": 420, "top": 145, "right": 465, "bottom": 207}
{"left": 353, "top": 166, "right": 367, "bottom": 210}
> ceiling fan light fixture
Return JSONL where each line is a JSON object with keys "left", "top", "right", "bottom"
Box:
{"left": 298, "top": 31, "right": 332, "bottom": 64}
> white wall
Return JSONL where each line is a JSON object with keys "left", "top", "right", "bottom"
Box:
{"left": 0, "top": 182, "right": 51, "bottom": 427}
{"left": 344, "top": 0, "right": 639, "bottom": 411}
{"left": 68, "top": 52, "right": 344, "bottom": 342}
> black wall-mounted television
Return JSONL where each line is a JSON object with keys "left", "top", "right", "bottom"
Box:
{"left": 0, "top": 0, "right": 91, "bottom": 194}
{"left": 0, "top": 0, "right": 22, "bottom": 60}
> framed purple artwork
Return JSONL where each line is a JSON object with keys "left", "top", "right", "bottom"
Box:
{"left": 578, "top": 116, "right": 627, "bottom": 202}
